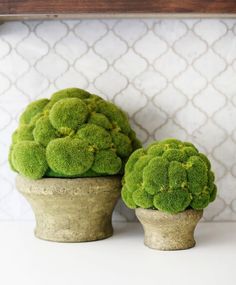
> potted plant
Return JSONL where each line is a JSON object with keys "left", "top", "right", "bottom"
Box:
{"left": 9, "top": 87, "right": 141, "bottom": 242}
{"left": 121, "top": 138, "right": 217, "bottom": 250}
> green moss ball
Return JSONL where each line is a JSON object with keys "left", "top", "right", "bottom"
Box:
{"left": 9, "top": 88, "right": 141, "bottom": 179}
{"left": 11, "top": 141, "right": 48, "bottom": 179}
{"left": 92, "top": 150, "right": 122, "bottom": 175}
{"left": 46, "top": 137, "right": 94, "bottom": 176}
{"left": 121, "top": 138, "right": 217, "bottom": 214}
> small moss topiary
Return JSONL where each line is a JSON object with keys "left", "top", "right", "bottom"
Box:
{"left": 121, "top": 138, "right": 217, "bottom": 214}
{"left": 9, "top": 88, "right": 141, "bottom": 180}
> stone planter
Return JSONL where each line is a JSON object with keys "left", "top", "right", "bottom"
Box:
{"left": 16, "top": 175, "right": 121, "bottom": 242}
{"left": 135, "top": 208, "right": 203, "bottom": 250}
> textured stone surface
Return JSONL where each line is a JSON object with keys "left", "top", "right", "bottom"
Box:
{"left": 16, "top": 175, "right": 121, "bottom": 242}
{"left": 136, "top": 208, "right": 203, "bottom": 250}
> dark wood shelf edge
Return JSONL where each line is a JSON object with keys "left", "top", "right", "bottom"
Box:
{"left": 0, "top": 13, "right": 236, "bottom": 21}
{"left": 1, "top": 0, "right": 236, "bottom": 16}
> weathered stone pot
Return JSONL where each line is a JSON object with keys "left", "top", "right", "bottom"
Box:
{"left": 135, "top": 208, "right": 203, "bottom": 251}
{"left": 16, "top": 175, "right": 121, "bottom": 242}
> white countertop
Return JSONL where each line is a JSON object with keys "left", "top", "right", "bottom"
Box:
{"left": 0, "top": 222, "right": 235, "bottom": 285}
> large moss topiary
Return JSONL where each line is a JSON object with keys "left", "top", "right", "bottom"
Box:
{"left": 9, "top": 88, "right": 141, "bottom": 179}
{"left": 121, "top": 139, "right": 217, "bottom": 214}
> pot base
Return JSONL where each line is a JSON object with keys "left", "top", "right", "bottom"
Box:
{"left": 34, "top": 227, "right": 113, "bottom": 243}
{"left": 135, "top": 208, "right": 203, "bottom": 251}
{"left": 16, "top": 175, "right": 121, "bottom": 242}
{"left": 33, "top": 213, "right": 114, "bottom": 243}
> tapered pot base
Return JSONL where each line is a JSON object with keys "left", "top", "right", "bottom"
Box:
{"left": 135, "top": 208, "right": 203, "bottom": 251}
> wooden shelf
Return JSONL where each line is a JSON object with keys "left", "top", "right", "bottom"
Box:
{"left": 0, "top": 0, "right": 236, "bottom": 20}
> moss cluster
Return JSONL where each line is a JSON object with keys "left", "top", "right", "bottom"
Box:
{"left": 9, "top": 88, "right": 141, "bottom": 179}
{"left": 121, "top": 139, "right": 217, "bottom": 214}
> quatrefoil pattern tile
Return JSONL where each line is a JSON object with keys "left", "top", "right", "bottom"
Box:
{"left": 0, "top": 19, "right": 236, "bottom": 221}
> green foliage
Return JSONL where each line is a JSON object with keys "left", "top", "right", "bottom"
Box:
{"left": 97, "top": 101, "right": 131, "bottom": 134}
{"left": 88, "top": 113, "right": 112, "bottom": 130}
{"left": 76, "top": 124, "right": 112, "bottom": 150}
{"left": 121, "top": 186, "right": 136, "bottom": 209}
{"left": 19, "top": 99, "right": 49, "bottom": 125}
{"left": 33, "top": 116, "right": 58, "bottom": 146}
{"left": 153, "top": 189, "right": 191, "bottom": 214}
{"left": 121, "top": 138, "right": 217, "bottom": 214}
{"left": 111, "top": 131, "right": 132, "bottom": 157}
{"left": 15, "top": 124, "right": 34, "bottom": 142}
{"left": 143, "top": 157, "right": 169, "bottom": 195}
{"left": 132, "top": 189, "right": 153, "bottom": 208}
{"left": 46, "top": 137, "right": 94, "bottom": 176}
{"left": 124, "top": 148, "right": 146, "bottom": 173}
{"left": 129, "top": 130, "right": 142, "bottom": 150}
{"left": 51, "top": 87, "right": 90, "bottom": 102}
{"left": 49, "top": 98, "right": 89, "bottom": 130}
{"left": 12, "top": 141, "right": 48, "bottom": 179}
{"left": 92, "top": 150, "right": 122, "bottom": 175}
{"left": 9, "top": 88, "right": 141, "bottom": 179}
{"left": 125, "top": 155, "right": 152, "bottom": 193}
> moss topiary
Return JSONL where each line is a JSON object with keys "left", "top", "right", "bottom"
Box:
{"left": 121, "top": 138, "right": 217, "bottom": 214}
{"left": 9, "top": 88, "right": 141, "bottom": 180}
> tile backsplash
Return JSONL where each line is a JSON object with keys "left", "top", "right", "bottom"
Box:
{"left": 0, "top": 19, "right": 236, "bottom": 221}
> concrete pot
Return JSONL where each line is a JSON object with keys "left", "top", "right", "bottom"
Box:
{"left": 16, "top": 175, "right": 121, "bottom": 242}
{"left": 135, "top": 208, "right": 203, "bottom": 250}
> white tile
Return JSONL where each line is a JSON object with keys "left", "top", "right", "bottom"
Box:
{"left": 193, "top": 85, "right": 226, "bottom": 116}
{"left": 174, "top": 31, "right": 207, "bottom": 64}
{"left": 194, "top": 50, "right": 226, "bottom": 81}
{"left": 154, "top": 119, "right": 187, "bottom": 141}
{"left": 0, "top": 73, "right": 10, "bottom": 94}
{"left": 175, "top": 102, "right": 206, "bottom": 134}
{"left": 213, "top": 66, "right": 236, "bottom": 97}
{"left": 0, "top": 86, "right": 29, "bottom": 117}
{"left": 203, "top": 197, "right": 225, "bottom": 220}
{"left": 0, "top": 51, "right": 29, "bottom": 82}
{"left": 114, "top": 20, "right": 147, "bottom": 46}
{"left": 194, "top": 20, "right": 227, "bottom": 45}
{"left": 55, "top": 67, "right": 88, "bottom": 90}
{"left": 36, "top": 21, "right": 68, "bottom": 48}
{"left": 95, "top": 31, "right": 127, "bottom": 64}
{"left": 0, "top": 106, "right": 11, "bottom": 130}
{"left": 213, "top": 102, "right": 236, "bottom": 133}
{"left": 217, "top": 171, "right": 236, "bottom": 202}
{"left": 114, "top": 84, "right": 147, "bottom": 116}
{"left": 134, "top": 70, "right": 167, "bottom": 96}
{"left": 134, "top": 101, "right": 167, "bottom": 133}
{"left": 55, "top": 32, "right": 87, "bottom": 64}
{"left": 17, "top": 33, "right": 48, "bottom": 65}
{"left": 214, "top": 138, "right": 236, "bottom": 168}
{"left": 75, "top": 50, "right": 107, "bottom": 81}
{"left": 16, "top": 68, "right": 49, "bottom": 98}
{"left": 36, "top": 52, "right": 68, "bottom": 82}
{"left": 154, "top": 49, "right": 187, "bottom": 81}
{"left": 0, "top": 22, "right": 29, "bottom": 46}
{"left": 74, "top": 20, "right": 107, "bottom": 46}
{"left": 115, "top": 49, "right": 147, "bottom": 80}
{"left": 193, "top": 120, "right": 226, "bottom": 152}
{"left": 134, "top": 31, "right": 167, "bottom": 63}
{"left": 0, "top": 38, "right": 10, "bottom": 59}
{"left": 174, "top": 66, "right": 207, "bottom": 97}
{"left": 95, "top": 67, "right": 127, "bottom": 97}
{"left": 154, "top": 85, "right": 186, "bottom": 115}
{"left": 214, "top": 31, "right": 236, "bottom": 64}
{"left": 154, "top": 20, "right": 187, "bottom": 45}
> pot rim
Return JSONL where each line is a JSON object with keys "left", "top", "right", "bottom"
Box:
{"left": 16, "top": 174, "right": 121, "bottom": 196}
{"left": 135, "top": 207, "right": 203, "bottom": 219}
